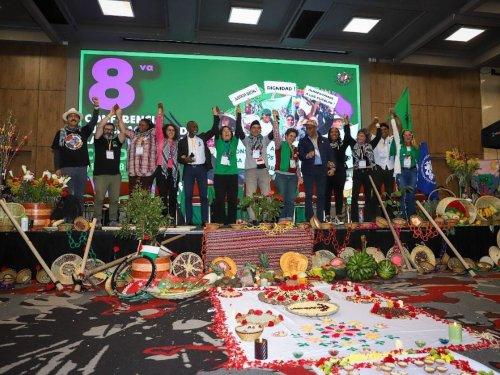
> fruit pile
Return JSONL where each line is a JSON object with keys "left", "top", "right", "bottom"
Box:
{"left": 477, "top": 205, "right": 497, "bottom": 220}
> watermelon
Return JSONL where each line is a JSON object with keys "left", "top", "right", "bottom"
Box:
{"left": 346, "top": 251, "right": 377, "bottom": 281}
{"left": 377, "top": 260, "right": 398, "bottom": 280}
{"left": 330, "top": 258, "right": 347, "bottom": 279}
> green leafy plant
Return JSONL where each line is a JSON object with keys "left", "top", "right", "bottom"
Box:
{"left": 118, "top": 187, "right": 171, "bottom": 243}
{"left": 238, "top": 192, "right": 283, "bottom": 223}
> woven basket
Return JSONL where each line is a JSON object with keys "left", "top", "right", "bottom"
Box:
{"left": 474, "top": 195, "right": 500, "bottom": 222}
{"left": 436, "top": 197, "right": 477, "bottom": 224}
{"left": 0, "top": 203, "right": 25, "bottom": 231}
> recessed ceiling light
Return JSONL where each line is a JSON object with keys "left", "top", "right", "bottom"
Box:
{"left": 228, "top": 7, "right": 263, "bottom": 25}
{"left": 445, "top": 27, "right": 485, "bottom": 42}
{"left": 343, "top": 17, "right": 380, "bottom": 33}
{"left": 98, "top": 0, "right": 134, "bottom": 17}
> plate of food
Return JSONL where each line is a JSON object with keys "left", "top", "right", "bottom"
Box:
{"left": 286, "top": 301, "right": 339, "bottom": 317}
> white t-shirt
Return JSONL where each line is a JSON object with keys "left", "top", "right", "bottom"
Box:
{"left": 187, "top": 136, "right": 206, "bottom": 165}
{"left": 374, "top": 136, "right": 394, "bottom": 170}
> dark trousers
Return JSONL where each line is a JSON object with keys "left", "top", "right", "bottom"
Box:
{"left": 61, "top": 166, "right": 87, "bottom": 212}
{"left": 213, "top": 174, "right": 238, "bottom": 225}
{"left": 325, "top": 168, "right": 346, "bottom": 217}
{"left": 183, "top": 165, "right": 208, "bottom": 224}
{"left": 303, "top": 166, "right": 326, "bottom": 221}
{"left": 374, "top": 166, "right": 395, "bottom": 216}
{"left": 351, "top": 168, "right": 376, "bottom": 222}
{"left": 155, "top": 166, "right": 178, "bottom": 221}
{"left": 398, "top": 167, "right": 417, "bottom": 219}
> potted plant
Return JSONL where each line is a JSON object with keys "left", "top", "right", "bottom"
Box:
{"left": 238, "top": 192, "right": 283, "bottom": 224}
{"left": 6, "top": 166, "right": 69, "bottom": 227}
{"left": 118, "top": 186, "right": 171, "bottom": 247}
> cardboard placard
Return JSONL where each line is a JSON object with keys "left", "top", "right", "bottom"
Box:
{"left": 228, "top": 84, "right": 262, "bottom": 105}
{"left": 263, "top": 81, "right": 297, "bottom": 96}
{"left": 303, "top": 85, "right": 339, "bottom": 108}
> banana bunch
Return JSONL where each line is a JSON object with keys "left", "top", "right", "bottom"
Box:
{"left": 479, "top": 205, "right": 497, "bottom": 219}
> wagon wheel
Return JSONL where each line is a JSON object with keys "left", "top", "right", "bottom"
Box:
{"left": 171, "top": 252, "right": 204, "bottom": 278}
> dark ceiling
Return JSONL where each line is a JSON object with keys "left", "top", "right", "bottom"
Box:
{"left": 0, "top": 0, "right": 499, "bottom": 67}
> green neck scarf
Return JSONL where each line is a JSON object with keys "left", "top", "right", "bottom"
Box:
{"left": 280, "top": 141, "right": 293, "bottom": 171}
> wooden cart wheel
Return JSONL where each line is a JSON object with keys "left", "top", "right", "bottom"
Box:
{"left": 171, "top": 252, "right": 203, "bottom": 278}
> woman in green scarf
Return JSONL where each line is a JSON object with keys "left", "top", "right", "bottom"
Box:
{"left": 212, "top": 105, "right": 245, "bottom": 225}
{"left": 390, "top": 129, "right": 419, "bottom": 218}
{"left": 272, "top": 110, "right": 301, "bottom": 221}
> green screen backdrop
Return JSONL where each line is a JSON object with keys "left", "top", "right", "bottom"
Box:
{"left": 79, "top": 50, "right": 360, "bottom": 179}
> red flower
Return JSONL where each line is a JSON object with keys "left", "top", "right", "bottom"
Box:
{"left": 291, "top": 295, "right": 299, "bottom": 301}
{"left": 241, "top": 319, "right": 247, "bottom": 325}
{"left": 113, "top": 246, "right": 120, "bottom": 254}
{"left": 277, "top": 295, "right": 285, "bottom": 302}
{"left": 235, "top": 313, "right": 242, "bottom": 318}
{"left": 316, "top": 291, "right": 324, "bottom": 297}
{"left": 383, "top": 355, "right": 396, "bottom": 363}
{"left": 278, "top": 314, "right": 283, "bottom": 321}
{"left": 268, "top": 321, "right": 275, "bottom": 327}
{"left": 307, "top": 294, "right": 315, "bottom": 301}
{"left": 385, "top": 313, "right": 392, "bottom": 319}
{"left": 253, "top": 310, "right": 263, "bottom": 316}
{"left": 291, "top": 274, "right": 298, "bottom": 280}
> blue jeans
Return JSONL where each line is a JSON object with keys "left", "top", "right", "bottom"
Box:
{"left": 61, "top": 166, "right": 87, "bottom": 211}
{"left": 274, "top": 173, "right": 297, "bottom": 219}
{"left": 183, "top": 165, "right": 208, "bottom": 224}
{"left": 303, "top": 166, "right": 326, "bottom": 221}
{"left": 398, "top": 168, "right": 417, "bottom": 219}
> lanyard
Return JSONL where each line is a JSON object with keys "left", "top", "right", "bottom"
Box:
{"left": 108, "top": 140, "right": 113, "bottom": 151}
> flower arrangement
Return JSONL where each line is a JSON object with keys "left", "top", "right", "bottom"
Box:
{"left": 0, "top": 112, "right": 29, "bottom": 187}
{"left": 6, "top": 166, "right": 70, "bottom": 204}
{"left": 445, "top": 148, "right": 480, "bottom": 197}
{"left": 238, "top": 192, "right": 283, "bottom": 223}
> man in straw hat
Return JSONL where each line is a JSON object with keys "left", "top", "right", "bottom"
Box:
{"left": 51, "top": 97, "right": 100, "bottom": 211}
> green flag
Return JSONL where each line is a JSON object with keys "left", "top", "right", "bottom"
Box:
{"left": 394, "top": 87, "right": 412, "bottom": 130}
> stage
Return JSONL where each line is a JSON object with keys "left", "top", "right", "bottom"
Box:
{"left": 0, "top": 225, "right": 498, "bottom": 271}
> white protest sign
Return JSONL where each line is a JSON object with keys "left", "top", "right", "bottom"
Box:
{"left": 299, "top": 97, "right": 312, "bottom": 114}
{"left": 228, "top": 84, "right": 262, "bottom": 106}
{"left": 264, "top": 81, "right": 297, "bottom": 96}
{"left": 303, "top": 85, "right": 339, "bottom": 108}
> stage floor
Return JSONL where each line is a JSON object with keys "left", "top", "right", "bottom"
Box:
{"left": 0, "top": 273, "right": 498, "bottom": 374}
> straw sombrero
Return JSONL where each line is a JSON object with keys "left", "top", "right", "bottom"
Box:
{"left": 62, "top": 108, "right": 82, "bottom": 121}
{"left": 51, "top": 254, "right": 82, "bottom": 285}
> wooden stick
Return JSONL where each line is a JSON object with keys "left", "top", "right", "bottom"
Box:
{"left": 368, "top": 176, "right": 417, "bottom": 271}
{"left": 416, "top": 201, "right": 476, "bottom": 277}
{"left": 74, "top": 218, "right": 97, "bottom": 292}
{"left": 84, "top": 254, "right": 130, "bottom": 278}
{"left": 0, "top": 199, "right": 64, "bottom": 291}
{"left": 160, "top": 233, "right": 186, "bottom": 246}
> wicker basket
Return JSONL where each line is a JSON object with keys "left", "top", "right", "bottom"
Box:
{"left": 474, "top": 195, "right": 500, "bottom": 222}
{"left": 0, "top": 203, "right": 25, "bottom": 231}
{"left": 436, "top": 197, "right": 477, "bottom": 224}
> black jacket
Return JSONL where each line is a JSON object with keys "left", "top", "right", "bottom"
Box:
{"left": 298, "top": 133, "right": 336, "bottom": 175}
{"left": 178, "top": 115, "right": 219, "bottom": 170}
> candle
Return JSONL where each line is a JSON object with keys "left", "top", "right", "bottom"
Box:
{"left": 254, "top": 338, "right": 268, "bottom": 360}
{"left": 448, "top": 322, "right": 462, "bottom": 344}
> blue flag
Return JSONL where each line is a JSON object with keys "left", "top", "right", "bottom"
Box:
{"left": 417, "top": 142, "right": 437, "bottom": 197}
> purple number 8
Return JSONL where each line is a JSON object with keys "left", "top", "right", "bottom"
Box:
{"left": 89, "top": 58, "right": 135, "bottom": 110}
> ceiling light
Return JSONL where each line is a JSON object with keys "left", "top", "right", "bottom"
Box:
{"left": 98, "top": 0, "right": 134, "bottom": 17}
{"left": 445, "top": 27, "right": 485, "bottom": 42}
{"left": 229, "top": 7, "right": 262, "bottom": 25}
{"left": 343, "top": 17, "right": 380, "bottom": 33}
